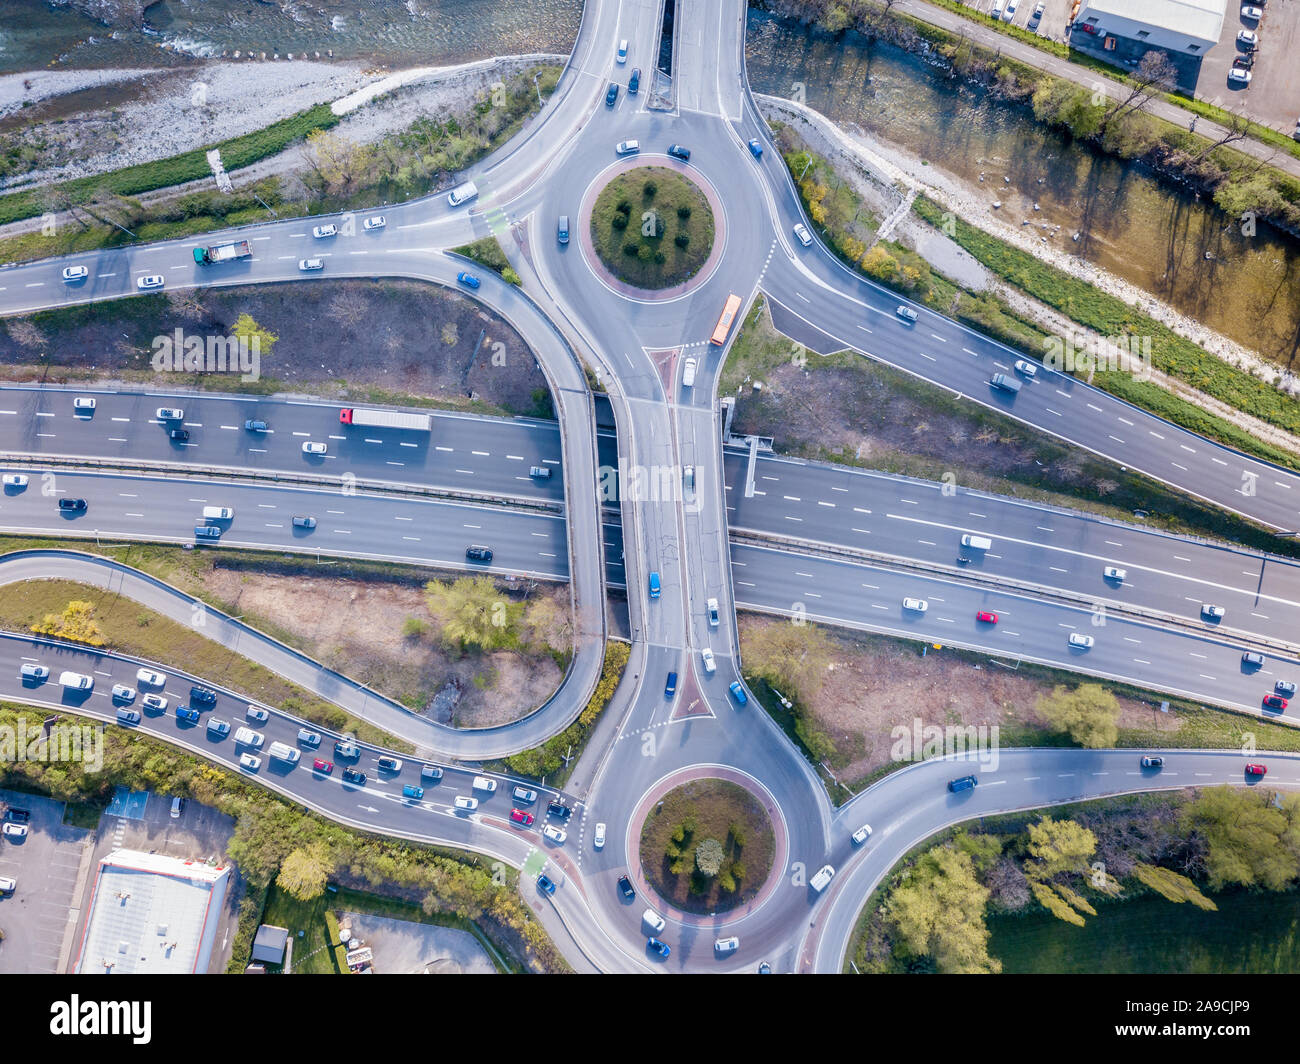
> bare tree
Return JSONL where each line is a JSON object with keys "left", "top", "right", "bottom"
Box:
{"left": 1098, "top": 51, "right": 1177, "bottom": 135}
{"left": 1187, "top": 108, "right": 1252, "bottom": 164}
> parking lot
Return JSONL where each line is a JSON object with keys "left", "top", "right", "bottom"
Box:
{"left": 0, "top": 789, "right": 95, "bottom": 974}
{"left": 956, "top": 0, "right": 1081, "bottom": 44}
{"left": 1195, "top": 2, "right": 1300, "bottom": 131}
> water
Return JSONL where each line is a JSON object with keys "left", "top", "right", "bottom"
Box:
{"left": 0, "top": 0, "right": 581, "bottom": 72}
{"left": 745, "top": 14, "right": 1300, "bottom": 370}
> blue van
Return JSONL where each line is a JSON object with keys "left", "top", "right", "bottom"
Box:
{"left": 665, "top": 672, "right": 677, "bottom": 698}
{"left": 947, "top": 774, "right": 978, "bottom": 793}
{"left": 402, "top": 784, "right": 425, "bottom": 800}
{"left": 649, "top": 572, "right": 661, "bottom": 598}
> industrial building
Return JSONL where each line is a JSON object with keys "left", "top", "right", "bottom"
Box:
{"left": 1072, "top": 0, "right": 1228, "bottom": 56}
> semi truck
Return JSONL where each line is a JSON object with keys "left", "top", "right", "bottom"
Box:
{"left": 192, "top": 240, "right": 253, "bottom": 265}
{"left": 338, "top": 408, "right": 433, "bottom": 431}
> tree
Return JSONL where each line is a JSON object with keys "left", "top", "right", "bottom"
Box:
{"left": 524, "top": 595, "right": 572, "bottom": 655}
{"left": 277, "top": 845, "right": 332, "bottom": 901}
{"left": 1098, "top": 52, "right": 1176, "bottom": 136}
{"left": 1131, "top": 863, "right": 1217, "bottom": 910}
{"left": 1187, "top": 109, "right": 1251, "bottom": 165}
{"left": 423, "top": 576, "right": 522, "bottom": 652}
{"left": 887, "top": 844, "right": 1000, "bottom": 974}
{"left": 743, "top": 619, "right": 835, "bottom": 704}
{"left": 231, "top": 312, "right": 279, "bottom": 359}
{"left": 32, "top": 600, "right": 105, "bottom": 647}
{"left": 1022, "top": 816, "right": 1113, "bottom": 925}
{"left": 1034, "top": 684, "right": 1120, "bottom": 747}
{"left": 695, "top": 838, "right": 725, "bottom": 877}
{"left": 1181, "top": 786, "right": 1300, "bottom": 891}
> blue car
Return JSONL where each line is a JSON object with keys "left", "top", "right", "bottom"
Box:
{"left": 947, "top": 774, "right": 978, "bottom": 793}
{"left": 728, "top": 681, "right": 748, "bottom": 706}
{"left": 176, "top": 706, "right": 200, "bottom": 724}
{"left": 747, "top": 138, "right": 763, "bottom": 159}
{"left": 537, "top": 873, "right": 556, "bottom": 895}
{"left": 649, "top": 571, "right": 661, "bottom": 599}
{"left": 402, "top": 784, "right": 425, "bottom": 800}
{"left": 456, "top": 271, "right": 481, "bottom": 289}
{"left": 647, "top": 937, "right": 670, "bottom": 957}
{"left": 665, "top": 671, "right": 677, "bottom": 698}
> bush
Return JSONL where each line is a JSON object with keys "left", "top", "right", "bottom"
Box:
{"left": 611, "top": 213, "right": 628, "bottom": 230}
{"left": 643, "top": 181, "right": 657, "bottom": 197}
{"left": 677, "top": 205, "right": 691, "bottom": 219}
{"left": 623, "top": 241, "right": 641, "bottom": 257}
{"left": 616, "top": 199, "right": 632, "bottom": 214}
{"left": 653, "top": 251, "right": 666, "bottom": 264}
{"left": 674, "top": 233, "right": 690, "bottom": 249}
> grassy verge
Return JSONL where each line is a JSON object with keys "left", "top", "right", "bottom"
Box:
{"left": 451, "top": 236, "right": 521, "bottom": 285}
{"left": 589, "top": 167, "right": 715, "bottom": 288}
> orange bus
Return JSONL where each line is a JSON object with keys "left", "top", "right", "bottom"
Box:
{"left": 710, "top": 293, "right": 742, "bottom": 346}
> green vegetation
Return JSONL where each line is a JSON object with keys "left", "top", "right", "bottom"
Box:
{"left": 452, "top": 236, "right": 522, "bottom": 286}
{"left": 31, "top": 599, "right": 105, "bottom": 647}
{"left": 499, "top": 640, "right": 629, "bottom": 785}
{"left": 886, "top": 837, "right": 1000, "bottom": 973}
{"left": 639, "top": 779, "right": 774, "bottom": 913}
{"left": 589, "top": 167, "right": 715, "bottom": 288}
{"left": 1034, "top": 684, "right": 1121, "bottom": 749}
{"left": 1182, "top": 787, "right": 1300, "bottom": 891}
{"left": 738, "top": 619, "right": 842, "bottom": 768}
{"left": 420, "top": 575, "right": 572, "bottom": 668}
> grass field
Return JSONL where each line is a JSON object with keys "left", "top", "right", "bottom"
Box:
{"left": 590, "top": 167, "right": 714, "bottom": 288}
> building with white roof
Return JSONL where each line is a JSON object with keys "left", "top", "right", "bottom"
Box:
{"left": 1074, "top": 0, "right": 1227, "bottom": 55}
{"left": 73, "top": 849, "right": 230, "bottom": 974}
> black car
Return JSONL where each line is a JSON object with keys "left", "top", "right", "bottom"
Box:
{"left": 189, "top": 685, "right": 217, "bottom": 706}
{"left": 605, "top": 82, "right": 619, "bottom": 107}
{"left": 667, "top": 143, "right": 691, "bottom": 162}
{"left": 58, "top": 498, "right": 87, "bottom": 512}
{"left": 169, "top": 428, "right": 190, "bottom": 442}
{"left": 617, "top": 874, "right": 635, "bottom": 900}
{"left": 342, "top": 767, "right": 366, "bottom": 785}
{"left": 466, "top": 545, "right": 493, "bottom": 563}
{"left": 628, "top": 67, "right": 641, "bottom": 94}
{"left": 547, "top": 799, "right": 572, "bottom": 821}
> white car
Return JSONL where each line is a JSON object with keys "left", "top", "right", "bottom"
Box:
{"left": 714, "top": 936, "right": 740, "bottom": 954}
{"left": 454, "top": 795, "right": 479, "bottom": 811}
{"left": 302, "top": 441, "right": 327, "bottom": 455}
{"left": 2, "top": 474, "right": 28, "bottom": 488}
{"left": 542, "top": 824, "right": 567, "bottom": 844}
{"left": 111, "top": 683, "right": 136, "bottom": 703}
{"left": 1103, "top": 566, "right": 1126, "bottom": 582}
{"left": 707, "top": 598, "right": 720, "bottom": 627}
{"left": 701, "top": 647, "right": 716, "bottom": 673}
{"left": 1202, "top": 604, "right": 1226, "bottom": 619}
{"left": 615, "top": 139, "right": 640, "bottom": 155}
{"left": 299, "top": 258, "right": 324, "bottom": 271}
{"left": 2, "top": 823, "right": 28, "bottom": 839}
{"left": 792, "top": 223, "right": 813, "bottom": 247}
{"left": 896, "top": 305, "right": 919, "bottom": 324}
{"left": 312, "top": 224, "right": 337, "bottom": 238}
{"left": 137, "top": 668, "right": 166, "bottom": 687}
{"left": 0, "top": 876, "right": 15, "bottom": 893}
{"left": 246, "top": 704, "right": 269, "bottom": 722}
{"left": 1002, "top": 0, "right": 1017, "bottom": 21}
{"left": 62, "top": 265, "right": 88, "bottom": 282}
{"left": 73, "top": 397, "right": 96, "bottom": 413}
{"left": 19, "top": 664, "right": 48, "bottom": 681}
{"left": 1013, "top": 360, "right": 1038, "bottom": 378}
{"left": 234, "top": 726, "right": 264, "bottom": 747}
{"left": 142, "top": 693, "right": 168, "bottom": 712}
{"left": 363, "top": 215, "right": 387, "bottom": 230}
{"left": 155, "top": 407, "right": 183, "bottom": 420}
{"left": 1068, "top": 633, "right": 1095, "bottom": 649}
{"left": 1030, "top": 2, "right": 1045, "bottom": 21}
{"left": 472, "top": 776, "right": 497, "bottom": 792}
{"left": 1237, "top": 29, "right": 1258, "bottom": 47}
{"left": 643, "top": 908, "right": 666, "bottom": 933}
{"left": 1242, "top": 6, "right": 1262, "bottom": 19}
{"left": 1228, "top": 67, "right": 1252, "bottom": 84}
{"left": 239, "top": 753, "right": 262, "bottom": 771}
{"left": 136, "top": 274, "right": 164, "bottom": 290}
{"left": 593, "top": 822, "right": 606, "bottom": 849}
{"left": 902, "top": 597, "right": 928, "bottom": 613}
{"left": 851, "top": 824, "right": 873, "bottom": 845}
{"left": 616, "top": 39, "right": 628, "bottom": 62}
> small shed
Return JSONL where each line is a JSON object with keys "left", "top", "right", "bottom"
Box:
{"left": 251, "top": 924, "right": 289, "bottom": 964}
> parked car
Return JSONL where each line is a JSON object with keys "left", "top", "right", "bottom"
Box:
{"left": 312, "top": 224, "right": 337, "bottom": 238}
{"left": 976, "top": 610, "right": 998, "bottom": 624}
{"left": 617, "top": 874, "right": 636, "bottom": 900}
{"left": 313, "top": 758, "right": 334, "bottom": 774}
{"left": 342, "top": 767, "right": 367, "bottom": 785}
{"left": 728, "top": 681, "right": 748, "bottom": 706}
{"left": 170, "top": 796, "right": 185, "bottom": 819}
{"left": 136, "top": 274, "right": 164, "bottom": 290}
{"left": 1140, "top": 756, "right": 1164, "bottom": 769}
{"left": 1228, "top": 67, "right": 1252, "bottom": 84}
{"left": 1030, "top": 2, "right": 1045, "bottom": 23}
{"left": 302, "top": 441, "right": 327, "bottom": 455}
{"left": 851, "top": 824, "right": 873, "bottom": 845}
{"left": 1068, "top": 633, "right": 1095, "bottom": 649}
{"left": 1264, "top": 694, "right": 1289, "bottom": 711}
{"left": 1242, "top": 6, "right": 1263, "bottom": 20}
{"left": 616, "top": 139, "right": 640, "bottom": 155}
{"left": 2, "top": 823, "right": 28, "bottom": 840}
{"left": 510, "top": 808, "right": 535, "bottom": 826}
{"left": 4, "top": 809, "right": 30, "bottom": 824}
{"left": 1237, "top": 29, "right": 1258, "bottom": 48}
{"left": 793, "top": 223, "right": 813, "bottom": 247}
{"left": 0, "top": 877, "right": 15, "bottom": 893}
{"left": 62, "top": 265, "right": 89, "bottom": 282}
{"left": 1002, "top": 0, "right": 1017, "bottom": 21}
{"left": 298, "top": 258, "right": 324, "bottom": 271}
{"left": 363, "top": 215, "right": 387, "bottom": 230}
{"left": 667, "top": 143, "right": 691, "bottom": 162}
{"left": 747, "top": 138, "right": 763, "bottom": 159}
{"left": 902, "top": 597, "right": 928, "bottom": 612}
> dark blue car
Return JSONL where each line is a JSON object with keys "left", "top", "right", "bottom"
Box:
{"left": 537, "top": 873, "right": 556, "bottom": 895}
{"left": 647, "top": 937, "right": 670, "bottom": 957}
{"left": 947, "top": 774, "right": 977, "bottom": 793}
{"left": 665, "top": 671, "right": 677, "bottom": 698}
{"left": 176, "top": 706, "right": 200, "bottom": 724}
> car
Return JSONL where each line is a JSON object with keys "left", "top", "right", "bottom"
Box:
{"left": 615, "top": 139, "right": 640, "bottom": 155}
{"left": 594, "top": 822, "right": 606, "bottom": 849}
{"left": 1202, "top": 604, "right": 1226, "bottom": 619}
{"left": 292, "top": 515, "right": 317, "bottom": 529}
{"left": 1237, "top": 29, "right": 1258, "bottom": 47}
{"left": 1140, "top": 756, "right": 1164, "bottom": 769}
{"left": 176, "top": 706, "right": 200, "bottom": 724}
{"left": 1242, "top": 651, "right": 1265, "bottom": 668}
{"left": 312, "top": 224, "right": 337, "bottom": 238}
{"left": 647, "top": 937, "right": 670, "bottom": 957}
{"left": 628, "top": 67, "right": 641, "bottom": 94}
{"left": 244, "top": 419, "right": 269, "bottom": 433}
{"left": 976, "top": 610, "right": 998, "bottom": 624}
{"left": 467, "top": 542, "right": 493, "bottom": 562}
{"left": 1030, "top": 2, "right": 1045, "bottom": 21}
{"left": 948, "top": 774, "right": 978, "bottom": 792}
{"left": 896, "top": 305, "right": 919, "bottom": 324}
{"left": 852, "top": 824, "right": 873, "bottom": 845}
{"left": 1068, "top": 633, "right": 1095, "bottom": 649}
{"left": 810, "top": 864, "right": 835, "bottom": 892}
{"left": 643, "top": 908, "right": 666, "bottom": 933}
{"left": 648, "top": 571, "right": 661, "bottom": 598}
{"left": 170, "top": 796, "right": 185, "bottom": 819}
{"left": 58, "top": 498, "right": 87, "bottom": 512}
{"left": 991, "top": 0, "right": 1003, "bottom": 16}
{"left": 757, "top": 961, "right": 772, "bottom": 974}
{"left": 73, "top": 396, "right": 96, "bottom": 412}
{"left": 206, "top": 717, "right": 229, "bottom": 736}
{"left": 537, "top": 873, "right": 556, "bottom": 895}
{"left": 62, "top": 265, "right": 89, "bottom": 282}
{"left": 156, "top": 407, "right": 184, "bottom": 421}
{"left": 510, "top": 808, "right": 535, "bottom": 826}
{"left": 1002, "top": 0, "right": 1017, "bottom": 20}
{"left": 1276, "top": 681, "right": 1298, "bottom": 697}
{"left": 312, "top": 758, "right": 334, "bottom": 774}
{"left": 454, "top": 795, "right": 478, "bottom": 811}
{"left": 239, "top": 753, "right": 262, "bottom": 771}
{"left": 714, "top": 936, "right": 740, "bottom": 954}
{"left": 342, "top": 767, "right": 367, "bottom": 785}
{"left": 3, "top": 809, "right": 29, "bottom": 824}
{"left": 605, "top": 82, "right": 619, "bottom": 107}
{"left": 234, "top": 726, "right": 264, "bottom": 747}
{"left": 1013, "top": 359, "right": 1038, "bottom": 379}
{"left": 19, "top": 664, "right": 48, "bottom": 682}
{"left": 0, "top": 876, "right": 14, "bottom": 893}
{"left": 111, "top": 683, "right": 136, "bottom": 703}
{"left": 143, "top": 694, "right": 168, "bottom": 712}
{"left": 665, "top": 671, "right": 678, "bottom": 697}
{"left": 902, "top": 597, "right": 928, "bottom": 613}
{"left": 186, "top": 686, "right": 216, "bottom": 707}
{"left": 701, "top": 647, "right": 716, "bottom": 673}
{"left": 472, "top": 776, "right": 497, "bottom": 792}
{"left": 1264, "top": 694, "right": 1289, "bottom": 711}
{"left": 246, "top": 704, "right": 268, "bottom": 721}
{"left": 547, "top": 800, "right": 572, "bottom": 821}
{"left": 616, "top": 39, "right": 628, "bottom": 62}
{"left": 707, "top": 597, "right": 720, "bottom": 626}
{"left": 1246, "top": 763, "right": 1267, "bottom": 777}
{"left": 1242, "top": 6, "right": 1262, "bottom": 19}
{"left": 2, "top": 474, "right": 28, "bottom": 488}
{"left": 667, "top": 144, "right": 691, "bottom": 162}
{"left": 1103, "top": 566, "right": 1127, "bottom": 582}
{"left": 3, "top": 823, "right": 28, "bottom": 840}
{"left": 302, "top": 441, "right": 327, "bottom": 456}
{"left": 793, "top": 223, "right": 813, "bottom": 247}
{"left": 421, "top": 764, "right": 445, "bottom": 781}
{"left": 617, "top": 875, "right": 636, "bottom": 900}
{"left": 298, "top": 258, "right": 324, "bottom": 271}
{"left": 136, "top": 274, "right": 164, "bottom": 290}
{"left": 169, "top": 428, "right": 190, "bottom": 442}
{"left": 363, "top": 215, "right": 387, "bottom": 231}
{"left": 747, "top": 138, "right": 763, "bottom": 159}
{"left": 512, "top": 785, "right": 538, "bottom": 804}
{"left": 683, "top": 465, "right": 696, "bottom": 493}
{"left": 335, "top": 739, "right": 360, "bottom": 759}
{"left": 728, "top": 681, "right": 748, "bottom": 706}
{"left": 529, "top": 466, "right": 552, "bottom": 479}
{"left": 377, "top": 756, "right": 403, "bottom": 773}
{"left": 136, "top": 668, "right": 165, "bottom": 687}
{"left": 1228, "top": 67, "right": 1252, "bottom": 84}
{"left": 557, "top": 215, "right": 570, "bottom": 245}
{"left": 402, "top": 784, "right": 425, "bottom": 800}
{"left": 296, "top": 729, "right": 321, "bottom": 747}
{"left": 456, "top": 271, "right": 481, "bottom": 289}
{"left": 59, "top": 671, "right": 92, "bottom": 691}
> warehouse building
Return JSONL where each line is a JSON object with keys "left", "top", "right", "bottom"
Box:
{"left": 1073, "top": 0, "right": 1227, "bottom": 55}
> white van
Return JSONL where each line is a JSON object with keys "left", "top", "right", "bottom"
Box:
{"left": 447, "top": 181, "right": 479, "bottom": 207}
{"left": 472, "top": 776, "right": 498, "bottom": 792}
{"left": 234, "top": 726, "right": 264, "bottom": 748}
{"left": 202, "top": 506, "right": 234, "bottom": 520}
{"left": 682, "top": 358, "right": 697, "bottom": 388}
{"left": 267, "top": 741, "right": 300, "bottom": 764}
{"left": 960, "top": 534, "right": 993, "bottom": 550}
{"left": 810, "top": 864, "right": 835, "bottom": 892}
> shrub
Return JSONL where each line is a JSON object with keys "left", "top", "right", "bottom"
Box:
{"left": 643, "top": 180, "right": 657, "bottom": 197}
{"left": 677, "top": 205, "right": 691, "bottom": 219}
{"left": 674, "top": 233, "right": 690, "bottom": 249}
{"left": 616, "top": 199, "right": 632, "bottom": 214}
{"left": 611, "top": 213, "right": 628, "bottom": 230}
{"left": 623, "top": 241, "right": 641, "bottom": 257}
{"left": 653, "top": 251, "right": 666, "bottom": 264}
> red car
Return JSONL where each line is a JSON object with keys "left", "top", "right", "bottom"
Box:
{"left": 1264, "top": 695, "right": 1289, "bottom": 711}
{"left": 510, "top": 808, "right": 535, "bottom": 826}
{"left": 976, "top": 611, "right": 999, "bottom": 624}
{"left": 312, "top": 758, "right": 333, "bottom": 774}
{"left": 1246, "top": 763, "right": 1267, "bottom": 777}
